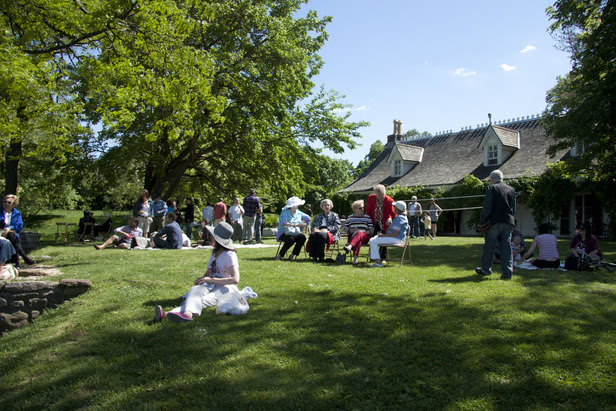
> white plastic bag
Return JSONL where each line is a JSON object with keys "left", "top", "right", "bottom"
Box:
{"left": 216, "top": 286, "right": 258, "bottom": 315}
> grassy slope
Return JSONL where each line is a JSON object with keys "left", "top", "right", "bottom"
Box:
{"left": 1, "top": 214, "right": 615, "bottom": 409}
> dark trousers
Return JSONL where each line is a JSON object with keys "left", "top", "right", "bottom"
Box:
{"left": 153, "top": 236, "right": 174, "bottom": 249}
{"left": 279, "top": 233, "right": 306, "bottom": 257}
{"left": 308, "top": 231, "right": 329, "bottom": 260}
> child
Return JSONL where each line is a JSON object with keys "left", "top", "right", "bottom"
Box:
{"left": 511, "top": 235, "right": 522, "bottom": 263}
{"left": 423, "top": 211, "right": 433, "bottom": 240}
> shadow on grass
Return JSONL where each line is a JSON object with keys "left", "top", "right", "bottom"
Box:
{"left": 2, "top": 283, "right": 616, "bottom": 409}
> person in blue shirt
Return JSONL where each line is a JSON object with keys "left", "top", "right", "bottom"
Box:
{"left": 1, "top": 194, "right": 35, "bottom": 268}
{"left": 368, "top": 201, "right": 409, "bottom": 267}
{"left": 150, "top": 194, "right": 167, "bottom": 235}
{"left": 150, "top": 212, "right": 183, "bottom": 249}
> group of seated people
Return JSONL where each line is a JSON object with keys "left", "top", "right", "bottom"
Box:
{"left": 274, "top": 185, "right": 410, "bottom": 267}
{"left": 94, "top": 212, "right": 188, "bottom": 250}
{"left": 495, "top": 221, "right": 603, "bottom": 270}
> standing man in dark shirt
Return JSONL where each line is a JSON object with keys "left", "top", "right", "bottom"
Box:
{"left": 476, "top": 170, "right": 516, "bottom": 280}
{"left": 242, "top": 189, "right": 261, "bottom": 244}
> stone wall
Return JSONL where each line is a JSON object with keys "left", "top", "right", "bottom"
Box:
{"left": 0, "top": 279, "right": 92, "bottom": 335}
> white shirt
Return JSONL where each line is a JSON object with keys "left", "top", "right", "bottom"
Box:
{"left": 228, "top": 204, "right": 244, "bottom": 224}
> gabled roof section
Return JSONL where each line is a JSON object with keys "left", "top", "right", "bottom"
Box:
{"left": 478, "top": 124, "right": 520, "bottom": 150}
{"left": 386, "top": 143, "right": 424, "bottom": 163}
{"left": 339, "top": 118, "right": 569, "bottom": 194}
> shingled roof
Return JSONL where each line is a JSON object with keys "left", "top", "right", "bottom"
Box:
{"left": 478, "top": 124, "right": 520, "bottom": 149}
{"left": 340, "top": 118, "right": 569, "bottom": 193}
{"left": 387, "top": 143, "right": 424, "bottom": 162}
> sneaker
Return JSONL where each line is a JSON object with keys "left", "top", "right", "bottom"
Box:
{"left": 370, "top": 262, "right": 384, "bottom": 268}
{"left": 475, "top": 267, "right": 491, "bottom": 276}
{"left": 154, "top": 305, "right": 166, "bottom": 322}
{"left": 166, "top": 312, "right": 193, "bottom": 323}
{"left": 500, "top": 275, "right": 512, "bottom": 280}
{"left": 343, "top": 244, "right": 352, "bottom": 253}
{"left": 275, "top": 254, "right": 281, "bottom": 260}
{"left": 289, "top": 254, "right": 297, "bottom": 261}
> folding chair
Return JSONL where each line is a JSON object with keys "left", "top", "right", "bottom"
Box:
{"left": 76, "top": 222, "right": 94, "bottom": 242}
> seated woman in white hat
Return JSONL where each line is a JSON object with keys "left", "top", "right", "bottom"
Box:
{"left": 154, "top": 221, "right": 239, "bottom": 323}
{"left": 275, "top": 196, "right": 310, "bottom": 261}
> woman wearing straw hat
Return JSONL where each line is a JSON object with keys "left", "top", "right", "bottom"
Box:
{"left": 275, "top": 196, "right": 310, "bottom": 260}
{"left": 154, "top": 222, "right": 240, "bottom": 323}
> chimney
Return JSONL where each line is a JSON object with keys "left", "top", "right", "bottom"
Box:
{"left": 388, "top": 119, "right": 404, "bottom": 143}
{"left": 488, "top": 113, "right": 492, "bottom": 125}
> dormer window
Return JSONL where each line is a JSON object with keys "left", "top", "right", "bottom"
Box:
{"left": 487, "top": 145, "right": 498, "bottom": 165}
{"left": 393, "top": 160, "right": 402, "bottom": 176}
{"left": 386, "top": 143, "right": 424, "bottom": 178}
{"left": 478, "top": 124, "right": 520, "bottom": 167}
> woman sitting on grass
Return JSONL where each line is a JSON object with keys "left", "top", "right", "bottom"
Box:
{"left": 520, "top": 223, "right": 560, "bottom": 269}
{"left": 569, "top": 222, "right": 602, "bottom": 261}
{"left": 155, "top": 222, "right": 239, "bottom": 323}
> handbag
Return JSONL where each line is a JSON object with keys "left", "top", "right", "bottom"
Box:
{"left": 335, "top": 252, "right": 346, "bottom": 265}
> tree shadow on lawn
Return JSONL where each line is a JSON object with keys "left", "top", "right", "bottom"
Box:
{"left": 2, "top": 285, "right": 615, "bottom": 409}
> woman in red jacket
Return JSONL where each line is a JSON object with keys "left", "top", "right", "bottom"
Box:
{"left": 365, "top": 184, "right": 396, "bottom": 234}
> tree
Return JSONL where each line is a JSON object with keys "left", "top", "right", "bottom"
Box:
{"left": 0, "top": 0, "right": 139, "bottom": 195}
{"left": 78, "top": 0, "right": 366, "bottom": 200}
{"left": 354, "top": 140, "right": 384, "bottom": 177}
{"left": 544, "top": 0, "right": 616, "bottom": 236}
{"left": 544, "top": 0, "right": 616, "bottom": 182}
{"left": 404, "top": 128, "right": 432, "bottom": 140}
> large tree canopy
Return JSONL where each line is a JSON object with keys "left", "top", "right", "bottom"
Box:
{"left": 78, "top": 0, "right": 365, "bottom": 199}
{"left": 1, "top": 0, "right": 366, "bottom": 206}
{"left": 544, "top": 0, "right": 616, "bottom": 182}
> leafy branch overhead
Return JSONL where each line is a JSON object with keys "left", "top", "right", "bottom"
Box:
{"left": 1, "top": 0, "right": 367, "bottom": 203}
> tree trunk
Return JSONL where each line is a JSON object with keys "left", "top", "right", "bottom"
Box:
{"left": 4, "top": 137, "right": 21, "bottom": 195}
{"left": 4, "top": 105, "right": 26, "bottom": 195}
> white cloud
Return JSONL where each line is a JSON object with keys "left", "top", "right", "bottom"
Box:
{"left": 454, "top": 68, "right": 477, "bottom": 77}
{"left": 520, "top": 45, "right": 536, "bottom": 53}
{"left": 355, "top": 105, "right": 369, "bottom": 112}
{"left": 500, "top": 64, "right": 516, "bottom": 72}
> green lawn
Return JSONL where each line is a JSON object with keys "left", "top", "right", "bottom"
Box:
{"left": 1, "top": 232, "right": 615, "bottom": 409}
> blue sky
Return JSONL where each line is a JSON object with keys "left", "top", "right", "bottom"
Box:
{"left": 300, "top": 0, "right": 572, "bottom": 166}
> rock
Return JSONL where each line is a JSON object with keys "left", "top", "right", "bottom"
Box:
{"left": 0, "top": 311, "right": 29, "bottom": 330}
{"left": 2, "top": 281, "right": 56, "bottom": 293}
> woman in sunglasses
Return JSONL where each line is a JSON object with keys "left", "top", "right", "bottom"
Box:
{"left": 342, "top": 200, "right": 373, "bottom": 265}
{"left": 1, "top": 194, "right": 36, "bottom": 268}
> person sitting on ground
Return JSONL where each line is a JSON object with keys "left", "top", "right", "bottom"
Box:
{"left": 422, "top": 211, "right": 432, "bottom": 240}
{"left": 342, "top": 200, "right": 373, "bottom": 265}
{"left": 1, "top": 194, "right": 36, "bottom": 268}
{"left": 154, "top": 222, "right": 239, "bottom": 323}
{"left": 368, "top": 201, "right": 409, "bottom": 268}
{"left": 0, "top": 235, "right": 16, "bottom": 275}
{"left": 150, "top": 212, "right": 183, "bottom": 249}
{"left": 511, "top": 235, "right": 523, "bottom": 263}
{"left": 308, "top": 199, "right": 341, "bottom": 262}
{"left": 77, "top": 210, "right": 96, "bottom": 241}
{"left": 520, "top": 223, "right": 560, "bottom": 269}
{"left": 276, "top": 196, "right": 309, "bottom": 260}
{"left": 94, "top": 217, "right": 142, "bottom": 250}
{"left": 569, "top": 222, "right": 602, "bottom": 261}
{"left": 93, "top": 212, "right": 113, "bottom": 238}
{"left": 495, "top": 219, "right": 528, "bottom": 263}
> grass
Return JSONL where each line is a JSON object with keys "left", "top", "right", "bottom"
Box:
{"left": 1, "top": 216, "right": 616, "bottom": 409}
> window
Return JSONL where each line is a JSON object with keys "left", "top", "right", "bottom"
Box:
{"left": 487, "top": 145, "right": 498, "bottom": 165}
{"left": 393, "top": 160, "right": 401, "bottom": 176}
